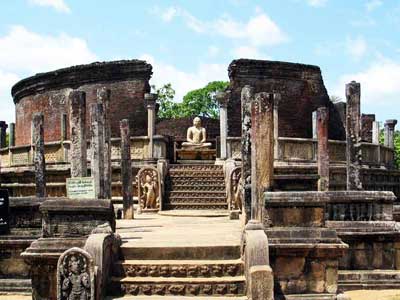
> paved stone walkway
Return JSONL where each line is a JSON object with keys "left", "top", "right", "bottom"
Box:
{"left": 117, "top": 212, "right": 243, "bottom": 248}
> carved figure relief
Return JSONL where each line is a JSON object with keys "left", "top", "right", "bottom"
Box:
{"left": 137, "top": 167, "right": 162, "bottom": 212}
{"left": 57, "top": 247, "right": 94, "bottom": 300}
{"left": 229, "top": 167, "right": 242, "bottom": 211}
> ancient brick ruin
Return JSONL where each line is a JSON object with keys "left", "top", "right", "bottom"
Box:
{"left": 0, "top": 59, "right": 399, "bottom": 300}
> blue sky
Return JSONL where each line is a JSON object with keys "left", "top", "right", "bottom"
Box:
{"left": 0, "top": 0, "right": 399, "bottom": 125}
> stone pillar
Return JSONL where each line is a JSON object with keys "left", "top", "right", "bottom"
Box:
{"left": 346, "top": 81, "right": 362, "bottom": 190}
{"left": 317, "top": 107, "right": 329, "bottom": 191}
{"left": 250, "top": 92, "right": 274, "bottom": 224}
{"left": 241, "top": 85, "right": 254, "bottom": 221}
{"left": 90, "top": 103, "right": 105, "bottom": 199}
{"left": 145, "top": 93, "right": 158, "bottom": 161}
{"left": 69, "top": 91, "right": 87, "bottom": 178}
{"left": 97, "top": 88, "right": 112, "bottom": 199}
{"left": 217, "top": 91, "right": 229, "bottom": 159}
{"left": 372, "top": 121, "right": 380, "bottom": 145}
{"left": 32, "top": 113, "right": 46, "bottom": 198}
{"left": 273, "top": 93, "right": 281, "bottom": 160}
{"left": 120, "top": 119, "right": 134, "bottom": 219}
{"left": 312, "top": 111, "right": 317, "bottom": 139}
{"left": 61, "top": 113, "right": 67, "bottom": 141}
{"left": 384, "top": 119, "right": 397, "bottom": 149}
{"left": 9, "top": 123, "right": 15, "bottom": 147}
{"left": 0, "top": 121, "right": 8, "bottom": 148}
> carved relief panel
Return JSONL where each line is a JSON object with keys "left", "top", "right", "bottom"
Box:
{"left": 137, "top": 167, "right": 162, "bottom": 213}
{"left": 229, "top": 167, "right": 242, "bottom": 211}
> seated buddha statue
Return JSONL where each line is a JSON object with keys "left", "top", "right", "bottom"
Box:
{"left": 181, "top": 117, "right": 212, "bottom": 149}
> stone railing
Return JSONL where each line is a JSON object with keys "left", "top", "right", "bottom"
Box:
{"left": 0, "top": 135, "right": 169, "bottom": 168}
{"left": 325, "top": 191, "right": 395, "bottom": 222}
{"left": 225, "top": 137, "right": 395, "bottom": 168}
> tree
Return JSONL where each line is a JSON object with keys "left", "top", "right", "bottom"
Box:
{"left": 179, "top": 81, "right": 230, "bottom": 119}
{"left": 155, "top": 81, "right": 229, "bottom": 119}
{"left": 330, "top": 95, "right": 343, "bottom": 103}
{"left": 379, "top": 130, "right": 400, "bottom": 169}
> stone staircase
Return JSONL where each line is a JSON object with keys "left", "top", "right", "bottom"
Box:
{"left": 164, "top": 164, "right": 228, "bottom": 210}
{"left": 108, "top": 243, "right": 246, "bottom": 298}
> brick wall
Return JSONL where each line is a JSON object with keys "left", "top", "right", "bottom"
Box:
{"left": 12, "top": 60, "right": 152, "bottom": 146}
{"left": 228, "top": 59, "right": 346, "bottom": 140}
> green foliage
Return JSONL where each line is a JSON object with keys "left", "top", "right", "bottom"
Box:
{"left": 379, "top": 130, "right": 400, "bottom": 169}
{"left": 154, "top": 81, "right": 229, "bottom": 119}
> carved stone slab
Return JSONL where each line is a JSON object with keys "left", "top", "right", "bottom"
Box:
{"left": 229, "top": 167, "right": 242, "bottom": 211}
{"left": 0, "top": 189, "right": 9, "bottom": 234}
{"left": 57, "top": 247, "right": 95, "bottom": 300}
{"left": 137, "top": 167, "right": 162, "bottom": 213}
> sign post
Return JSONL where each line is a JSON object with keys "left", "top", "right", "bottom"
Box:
{"left": 66, "top": 177, "right": 96, "bottom": 199}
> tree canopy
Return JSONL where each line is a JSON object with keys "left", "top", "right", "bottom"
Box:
{"left": 154, "top": 81, "right": 229, "bottom": 119}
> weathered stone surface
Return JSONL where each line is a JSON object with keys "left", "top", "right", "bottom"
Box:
{"left": 145, "top": 93, "right": 157, "bottom": 160}
{"left": 40, "top": 198, "right": 115, "bottom": 237}
{"left": 90, "top": 102, "right": 105, "bottom": 199}
{"left": 69, "top": 90, "right": 87, "bottom": 178}
{"left": 97, "top": 87, "right": 112, "bottom": 199}
{"left": 57, "top": 247, "right": 95, "bottom": 300}
{"left": 317, "top": 107, "right": 329, "bottom": 191}
{"left": 346, "top": 81, "right": 362, "bottom": 190}
{"left": 120, "top": 119, "right": 134, "bottom": 219}
{"left": 249, "top": 265, "right": 273, "bottom": 300}
{"left": 216, "top": 91, "right": 230, "bottom": 159}
{"left": 251, "top": 92, "right": 274, "bottom": 222}
{"left": 32, "top": 112, "right": 46, "bottom": 197}
{"left": 0, "top": 121, "right": 8, "bottom": 148}
{"left": 361, "top": 114, "right": 375, "bottom": 143}
{"left": 9, "top": 122, "right": 15, "bottom": 147}
{"left": 137, "top": 167, "right": 161, "bottom": 212}
{"left": 384, "top": 119, "right": 398, "bottom": 149}
{"left": 241, "top": 85, "right": 254, "bottom": 220}
{"left": 12, "top": 60, "right": 152, "bottom": 146}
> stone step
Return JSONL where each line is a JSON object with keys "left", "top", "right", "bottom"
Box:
{"left": 121, "top": 245, "right": 240, "bottom": 260}
{"left": 166, "top": 185, "right": 226, "bottom": 192}
{"left": 167, "top": 196, "right": 227, "bottom": 203}
{"left": 113, "top": 259, "right": 244, "bottom": 278}
{"left": 168, "top": 192, "right": 227, "bottom": 199}
{"left": 170, "top": 164, "right": 223, "bottom": 171}
{"left": 0, "top": 278, "right": 32, "bottom": 294}
{"left": 338, "top": 270, "right": 400, "bottom": 290}
{"left": 169, "top": 171, "right": 224, "bottom": 177}
{"left": 109, "top": 276, "right": 246, "bottom": 297}
{"left": 167, "top": 179, "right": 225, "bottom": 186}
{"left": 165, "top": 203, "right": 228, "bottom": 210}
{"left": 106, "top": 296, "right": 248, "bottom": 300}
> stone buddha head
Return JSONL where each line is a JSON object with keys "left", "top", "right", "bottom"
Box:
{"left": 193, "top": 117, "right": 202, "bottom": 128}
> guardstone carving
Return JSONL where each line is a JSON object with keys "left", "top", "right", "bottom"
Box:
{"left": 57, "top": 247, "right": 95, "bottom": 300}
{"left": 229, "top": 167, "right": 243, "bottom": 211}
{"left": 137, "top": 167, "right": 162, "bottom": 212}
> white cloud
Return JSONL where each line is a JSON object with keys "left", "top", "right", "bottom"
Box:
{"left": 0, "top": 26, "right": 97, "bottom": 123}
{"left": 346, "top": 36, "right": 367, "bottom": 60}
{"left": 0, "top": 25, "right": 97, "bottom": 74}
{"left": 366, "top": 0, "right": 383, "bottom": 12}
{"left": 154, "top": 6, "right": 288, "bottom": 47}
{"left": 333, "top": 58, "right": 400, "bottom": 119}
{"left": 232, "top": 46, "right": 269, "bottom": 60}
{"left": 215, "top": 13, "right": 288, "bottom": 47}
{"left": 0, "top": 71, "right": 19, "bottom": 124}
{"left": 207, "top": 46, "right": 220, "bottom": 57}
{"left": 28, "top": 0, "right": 71, "bottom": 13}
{"left": 140, "top": 54, "right": 228, "bottom": 102}
{"left": 307, "top": 0, "right": 328, "bottom": 7}
{"left": 161, "top": 6, "right": 178, "bottom": 22}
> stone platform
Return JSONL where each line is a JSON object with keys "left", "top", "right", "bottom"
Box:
{"left": 108, "top": 213, "right": 245, "bottom": 298}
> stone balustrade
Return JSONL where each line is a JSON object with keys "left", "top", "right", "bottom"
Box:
{"left": 0, "top": 135, "right": 169, "bottom": 168}
{"left": 325, "top": 191, "right": 395, "bottom": 222}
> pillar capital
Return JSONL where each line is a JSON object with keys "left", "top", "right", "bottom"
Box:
{"left": 216, "top": 90, "right": 231, "bottom": 108}
{"left": 385, "top": 119, "right": 398, "bottom": 129}
{"left": 145, "top": 93, "right": 158, "bottom": 108}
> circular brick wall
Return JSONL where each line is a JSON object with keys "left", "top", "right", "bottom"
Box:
{"left": 11, "top": 60, "right": 152, "bottom": 146}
